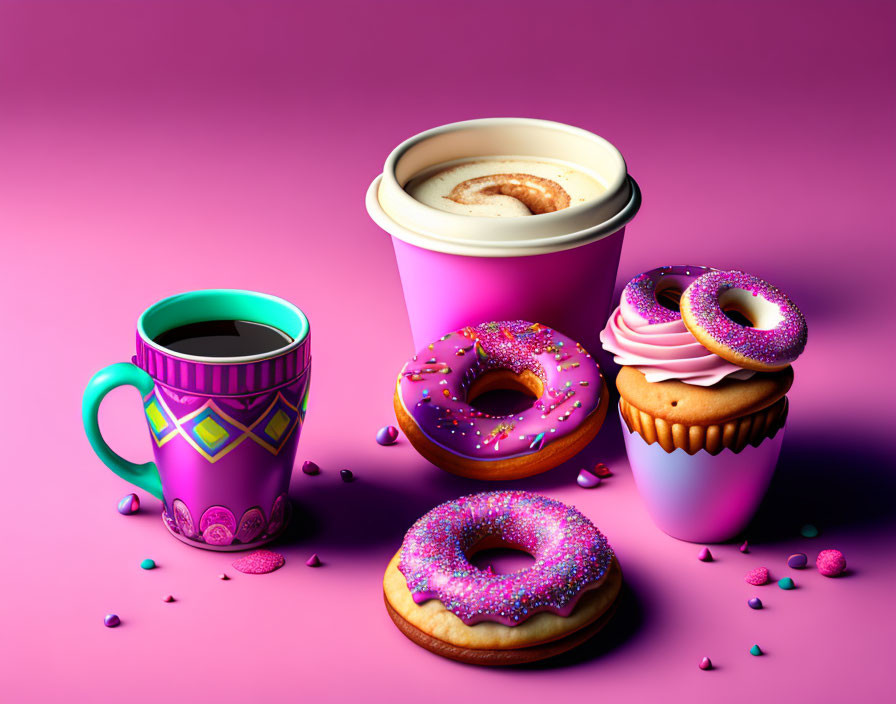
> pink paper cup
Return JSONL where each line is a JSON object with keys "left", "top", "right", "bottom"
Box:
{"left": 620, "top": 407, "right": 784, "bottom": 543}
{"left": 366, "top": 118, "right": 641, "bottom": 352}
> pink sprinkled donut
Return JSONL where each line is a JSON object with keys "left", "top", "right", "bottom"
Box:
{"left": 621, "top": 265, "right": 712, "bottom": 325}
{"left": 397, "top": 491, "right": 616, "bottom": 626}
{"left": 680, "top": 270, "right": 807, "bottom": 371}
{"left": 394, "top": 321, "right": 608, "bottom": 480}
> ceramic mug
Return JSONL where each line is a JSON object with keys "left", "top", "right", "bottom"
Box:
{"left": 82, "top": 289, "right": 311, "bottom": 551}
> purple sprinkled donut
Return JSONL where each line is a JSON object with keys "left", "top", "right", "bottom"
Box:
{"left": 398, "top": 491, "right": 614, "bottom": 627}
{"left": 680, "top": 270, "right": 807, "bottom": 371}
{"left": 394, "top": 321, "right": 604, "bottom": 477}
{"left": 621, "top": 266, "right": 713, "bottom": 325}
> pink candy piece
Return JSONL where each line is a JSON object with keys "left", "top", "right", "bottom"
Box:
{"left": 816, "top": 549, "right": 846, "bottom": 577}
{"left": 306, "top": 553, "right": 321, "bottom": 567}
{"left": 739, "top": 541, "right": 749, "bottom": 553}
{"left": 232, "top": 550, "right": 286, "bottom": 575}
{"left": 698, "top": 547, "right": 713, "bottom": 562}
{"left": 699, "top": 657, "right": 712, "bottom": 671}
{"left": 745, "top": 567, "right": 770, "bottom": 585}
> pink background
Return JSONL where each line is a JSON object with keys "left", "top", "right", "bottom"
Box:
{"left": 1, "top": 1, "right": 893, "bottom": 701}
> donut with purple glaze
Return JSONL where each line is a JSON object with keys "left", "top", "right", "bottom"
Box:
{"left": 680, "top": 270, "right": 807, "bottom": 371}
{"left": 382, "top": 491, "right": 622, "bottom": 665}
{"left": 621, "top": 265, "right": 712, "bottom": 324}
{"left": 393, "top": 321, "right": 608, "bottom": 480}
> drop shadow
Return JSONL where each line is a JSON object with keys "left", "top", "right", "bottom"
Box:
{"left": 509, "top": 580, "right": 644, "bottom": 670}
{"left": 744, "top": 427, "right": 896, "bottom": 544}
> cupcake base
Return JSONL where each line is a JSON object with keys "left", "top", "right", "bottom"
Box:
{"left": 621, "top": 407, "right": 784, "bottom": 542}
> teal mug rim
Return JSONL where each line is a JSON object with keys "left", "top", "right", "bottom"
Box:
{"left": 137, "top": 289, "right": 310, "bottom": 364}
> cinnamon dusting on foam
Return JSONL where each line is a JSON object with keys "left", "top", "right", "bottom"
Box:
{"left": 447, "top": 173, "right": 571, "bottom": 215}
{"left": 405, "top": 158, "right": 605, "bottom": 217}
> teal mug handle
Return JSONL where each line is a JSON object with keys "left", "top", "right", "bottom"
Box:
{"left": 82, "top": 363, "right": 164, "bottom": 500}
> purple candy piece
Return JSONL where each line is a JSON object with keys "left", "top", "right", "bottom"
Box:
{"left": 199, "top": 506, "right": 236, "bottom": 534}
{"left": 576, "top": 469, "right": 601, "bottom": 488}
{"left": 104, "top": 614, "right": 121, "bottom": 628}
{"left": 340, "top": 469, "right": 354, "bottom": 482}
{"left": 306, "top": 553, "right": 321, "bottom": 567}
{"left": 117, "top": 493, "right": 140, "bottom": 515}
{"left": 376, "top": 425, "right": 400, "bottom": 446}
{"left": 235, "top": 507, "right": 266, "bottom": 544}
{"left": 739, "top": 540, "right": 749, "bottom": 553}
{"left": 172, "top": 499, "right": 196, "bottom": 538}
{"left": 787, "top": 553, "right": 808, "bottom": 569}
{"left": 302, "top": 460, "right": 320, "bottom": 475}
{"left": 267, "top": 493, "right": 287, "bottom": 536}
{"left": 698, "top": 547, "right": 713, "bottom": 562}
{"left": 203, "top": 523, "right": 234, "bottom": 546}
{"left": 748, "top": 597, "right": 763, "bottom": 610}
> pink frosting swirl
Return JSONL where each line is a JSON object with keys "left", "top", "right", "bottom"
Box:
{"left": 600, "top": 295, "right": 754, "bottom": 386}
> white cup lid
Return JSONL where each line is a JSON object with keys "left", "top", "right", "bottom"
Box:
{"left": 372, "top": 118, "right": 637, "bottom": 254}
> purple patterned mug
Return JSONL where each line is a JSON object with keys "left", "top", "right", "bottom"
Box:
{"left": 82, "top": 290, "right": 311, "bottom": 551}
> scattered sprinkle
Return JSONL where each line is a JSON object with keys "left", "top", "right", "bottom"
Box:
{"left": 218, "top": 573, "right": 229, "bottom": 581}
{"left": 233, "top": 550, "right": 285, "bottom": 575}
{"left": 593, "top": 463, "right": 612, "bottom": 478}
{"left": 576, "top": 469, "right": 601, "bottom": 488}
{"left": 739, "top": 540, "right": 749, "bottom": 553}
{"left": 816, "top": 549, "right": 846, "bottom": 577}
{"left": 699, "top": 657, "right": 713, "bottom": 670}
{"left": 104, "top": 614, "right": 121, "bottom": 628}
{"left": 787, "top": 553, "right": 808, "bottom": 569}
{"left": 302, "top": 460, "right": 320, "bottom": 475}
{"left": 139, "top": 558, "right": 156, "bottom": 570}
{"left": 749, "top": 644, "right": 762, "bottom": 656}
{"left": 306, "top": 553, "right": 321, "bottom": 567}
{"left": 748, "top": 597, "right": 763, "bottom": 610}
{"left": 376, "top": 425, "right": 400, "bottom": 445}
{"left": 163, "top": 595, "right": 174, "bottom": 603}
{"left": 745, "top": 567, "right": 769, "bottom": 585}
{"left": 800, "top": 524, "right": 819, "bottom": 538}
{"left": 117, "top": 493, "right": 140, "bottom": 515}
{"left": 778, "top": 577, "right": 795, "bottom": 590}
{"left": 698, "top": 547, "right": 713, "bottom": 562}
{"left": 340, "top": 469, "right": 354, "bottom": 482}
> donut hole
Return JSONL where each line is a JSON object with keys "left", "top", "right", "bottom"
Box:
{"left": 466, "top": 369, "right": 544, "bottom": 417}
{"left": 467, "top": 536, "right": 536, "bottom": 574}
{"left": 655, "top": 284, "right": 683, "bottom": 313}
{"left": 718, "top": 287, "right": 785, "bottom": 330}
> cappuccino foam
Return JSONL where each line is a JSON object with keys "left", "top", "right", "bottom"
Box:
{"left": 404, "top": 157, "right": 605, "bottom": 217}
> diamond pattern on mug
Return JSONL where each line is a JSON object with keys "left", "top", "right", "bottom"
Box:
{"left": 179, "top": 405, "right": 246, "bottom": 461}
{"left": 249, "top": 393, "right": 299, "bottom": 454}
{"left": 143, "top": 392, "right": 178, "bottom": 446}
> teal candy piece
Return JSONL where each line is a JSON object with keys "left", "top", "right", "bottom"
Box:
{"left": 82, "top": 363, "right": 163, "bottom": 499}
{"left": 800, "top": 524, "right": 819, "bottom": 538}
{"left": 750, "top": 644, "right": 762, "bottom": 656}
{"left": 140, "top": 559, "right": 156, "bottom": 570}
{"left": 778, "top": 576, "right": 795, "bottom": 590}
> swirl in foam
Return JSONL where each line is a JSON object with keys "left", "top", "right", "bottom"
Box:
{"left": 404, "top": 157, "right": 605, "bottom": 217}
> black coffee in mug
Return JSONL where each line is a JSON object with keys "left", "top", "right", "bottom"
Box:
{"left": 153, "top": 320, "right": 293, "bottom": 357}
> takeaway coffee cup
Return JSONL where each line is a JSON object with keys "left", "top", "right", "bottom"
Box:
{"left": 366, "top": 118, "right": 641, "bottom": 352}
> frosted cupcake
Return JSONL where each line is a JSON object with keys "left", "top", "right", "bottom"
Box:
{"left": 601, "top": 266, "right": 807, "bottom": 542}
